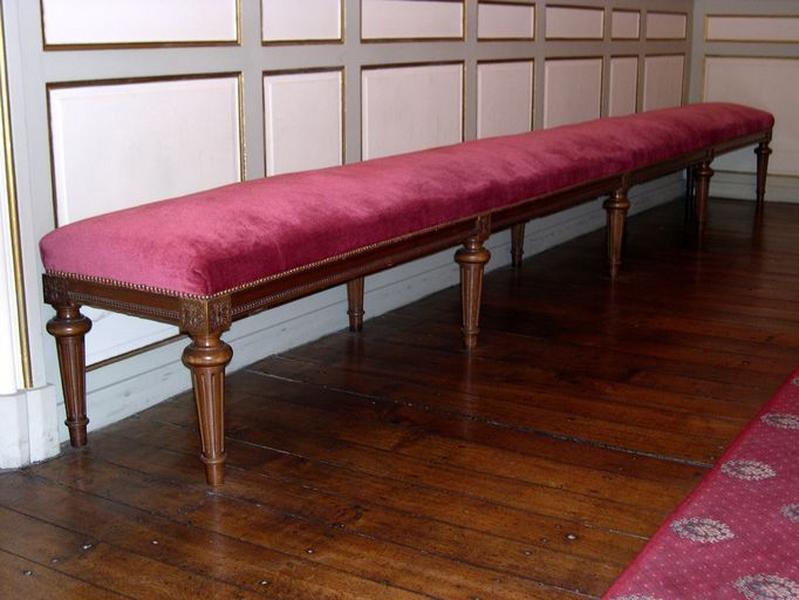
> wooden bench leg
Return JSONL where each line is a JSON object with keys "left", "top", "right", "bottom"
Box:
{"left": 685, "top": 166, "right": 696, "bottom": 222}
{"left": 755, "top": 140, "right": 772, "bottom": 211}
{"left": 46, "top": 304, "right": 92, "bottom": 447}
{"left": 182, "top": 332, "right": 232, "bottom": 486}
{"left": 510, "top": 223, "right": 525, "bottom": 268}
{"left": 603, "top": 185, "right": 630, "bottom": 279}
{"left": 695, "top": 159, "right": 714, "bottom": 234}
{"left": 346, "top": 277, "right": 365, "bottom": 332}
{"left": 455, "top": 217, "right": 491, "bottom": 350}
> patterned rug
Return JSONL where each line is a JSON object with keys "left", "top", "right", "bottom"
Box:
{"left": 603, "top": 372, "right": 799, "bottom": 600}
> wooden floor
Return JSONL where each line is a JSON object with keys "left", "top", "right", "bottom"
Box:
{"left": 3, "top": 198, "right": 799, "bottom": 599}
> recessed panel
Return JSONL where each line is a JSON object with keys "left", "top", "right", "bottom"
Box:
{"left": 611, "top": 10, "right": 640, "bottom": 39}
{"left": 545, "top": 6, "right": 604, "bottom": 40}
{"left": 49, "top": 75, "right": 242, "bottom": 364}
{"left": 362, "top": 0, "right": 464, "bottom": 40}
{"left": 543, "top": 58, "right": 602, "bottom": 128}
{"left": 609, "top": 57, "right": 638, "bottom": 117}
{"left": 264, "top": 70, "right": 343, "bottom": 176}
{"left": 643, "top": 55, "right": 684, "bottom": 111}
{"left": 478, "top": 2, "right": 535, "bottom": 40}
{"left": 706, "top": 15, "right": 799, "bottom": 43}
{"left": 477, "top": 61, "right": 534, "bottom": 139}
{"left": 362, "top": 63, "right": 463, "bottom": 160}
{"left": 42, "top": 0, "right": 238, "bottom": 46}
{"left": 646, "top": 11, "right": 687, "bottom": 40}
{"left": 262, "top": 0, "right": 342, "bottom": 42}
{"left": 705, "top": 57, "right": 799, "bottom": 176}
{"left": 49, "top": 77, "right": 242, "bottom": 224}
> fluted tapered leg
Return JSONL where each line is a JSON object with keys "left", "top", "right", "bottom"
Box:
{"left": 685, "top": 166, "right": 696, "bottom": 222}
{"left": 755, "top": 141, "right": 772, "bottom": 211}
{"left": 347, "top": 277, "right": 365, "bottom": 332}
{"left": 603, "top": 186, "right": 631, "bottom": 279}
{"left": 510, "top": 223, "right": 526, "bottom": 268}
{"left": 455, "top": 234, "right": 491, "bottom": 350}
{"left": 46, "top": 305, "right": 92, "bottom": 447}
{"left": 182, "top": 333, "right": 232, "bottom": 486}
{"left": 695, "top": 160, "right": 714, "bottom": 234}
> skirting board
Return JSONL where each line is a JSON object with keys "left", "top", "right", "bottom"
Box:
{"left": 0, "top": 385, "right": 59, "bottom": 468}
{"left": 711, "top": 171, "right": 799, "bottom": 205}
{"left": 55, "top": 173, "right": 686, "bottom": 444}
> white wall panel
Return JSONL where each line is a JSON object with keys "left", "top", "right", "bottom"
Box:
{"left": 545, "top": 6, "right": 604, "bottom": 40}
{"left": 264, "top": 70, "right": 343, "bottom": 176}
{"left": 49, "top": 78, "right": 241, "bottom": 223}
{"left": 704, "top": 57, "right": 799, "bottom": 176}
{"left": 49, "top": 76, "right": 242, "bottom": 364}
{"left": 477, "top": 61, "right": 533, "bottom": 138}
{"left": 543, "top": 58, "right": 602, "bottom": 128}
{"left": 646, "top": 11, "right": 687, "bottom": 40}
{"left": 706, "top": 15, "right": 799, "bottom": 43}
{"left": 609, "top": 56, "right": 638, "bottom": 117}
{"left": 643, "top": 55, "right": 684, "bottom": 111}
{"left": 42, "top": 0, "right": 238, "bottom": 46}
{"left": 262, "top": 0, "right": 342, "bottom": 42}
{"left": 362, "top": 0, "right": 463, "bottom": 40}
{"left": 362, "top": 63, "right": 463, "bottom": 159}
{"left": 611, "top": 10, "right": 640, "bottom": 39}
{"left": 477, "top": 2, "right": 535, "bottom": 40}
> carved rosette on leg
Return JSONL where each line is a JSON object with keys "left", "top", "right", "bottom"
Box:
{"left": 455, "top": 216, "right": 491, "bottom": 350}
{"left": 695, "top": 158, "right": 715, "bottom": 234}
{"left": 510, "top": 223, "right": 526, "bottom": 268}
{"left": 180, "top": 296, "right": 233, "bottom": 486}
{"left": 755, "top": 140, "right": 772, "bottom": 211}
{"left": 346, "top": 277, "right": 365, "bottom": 332}
{"left": 603, "top": 182, "right": 631, "bottom": 279}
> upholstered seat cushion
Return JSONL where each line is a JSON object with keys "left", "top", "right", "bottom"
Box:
{"left": 40, "top": 102, "right": 773, "bottom": 297}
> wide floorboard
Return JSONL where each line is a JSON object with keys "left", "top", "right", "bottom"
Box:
{"left": 3, "top": 198, "right": 798, "bottom": 599}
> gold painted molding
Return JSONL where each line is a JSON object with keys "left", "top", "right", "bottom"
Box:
{"left": 360, "top": 61, "right": 466, "bottom": 161}
{"left": 360, "top": 0, "right": 466, "bottom": 43}
{"left": 704, "top": 14, "right": 799, "bottom": 44}
{"left": 543, "top": 55, "right": 604, "bottom": 122}
{"left": 0, "top": 3, "right": 32, "bottom": 387}
{"left": 545, "top": 4, "right": 605, "bottom": 42}
{"left": 45, "top": 72, "right": 247, "bottom": 229}
{"left": 476, "top": 58, "right": 535, "bottom": 130}
{"left": 610, "top": 8, "right": 641, "bottom": 41}
{"left": 609, "top": 54, "right": 641, "bottom": 114}
{"left": 476, "top": 1, "right": 536, "bottom": 42}
{"left": 643, "top": 53, "right": 687, "bottom": 108}
{"left": 261, "top": 0, "right": 345, "bottom": 45}
{"left": 261, "top": 66, "right": 346, "bottom": 176}
{"left": 40, "top": 0, "right": 241, "bottom": 51}
{"left": 645, "top": 10, "right": 688, "bottom": 42}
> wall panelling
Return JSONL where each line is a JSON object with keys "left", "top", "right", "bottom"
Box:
{"left": 263, "top": 68, "right": 343, "bottom": 175}
{"left": 543, "top": 57, "right": 602, "bottom": 128}
{"left": 362, "top": 63, "right": 463, "bottom": 159}
{"left": 643, "top": 54, "right": 685, "bottom": 111}
{"left": 477, "top": 1, "right": 535, "bottom": 40}
{"left": 476, "top": 60, "right": 534, "bottom": 138}
{"left": 41, "top": 0, "right": 239, "bottom": 48}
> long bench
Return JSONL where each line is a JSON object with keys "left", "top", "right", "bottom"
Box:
{"left": 39, "top": 102, "right": 774, "bottom": 486}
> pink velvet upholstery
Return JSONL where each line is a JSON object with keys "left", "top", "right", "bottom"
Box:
{"left": 40, "top": 103, "right": 774, "bottom": 297}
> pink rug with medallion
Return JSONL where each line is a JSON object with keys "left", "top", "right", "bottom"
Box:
{"left": 603, "top": 371, "right": 799, "bottom": 600}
